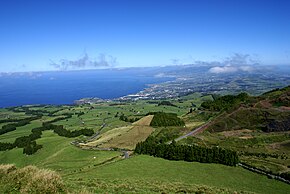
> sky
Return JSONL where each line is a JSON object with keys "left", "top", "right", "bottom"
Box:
{"left": 0, "top": 0, "right": 290, "bottom": 72}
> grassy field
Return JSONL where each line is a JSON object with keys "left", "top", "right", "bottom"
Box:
{"left": 0, "top": 109, "right": 28, "bottom": 119}
{"left": 51, "top": 100, "right": 188, "bottom": 133}
{"left": 84, "top": 115, "right": 155, "bottom": 150}
{"left": 0, "top": 120, "right": 42, "bottom": 143}
{"left": 65, "top": 155, "right": 290, "bottom": 194}
{"left": 98, "top": 115, "right": 154, "bottom": 150}
{"left": 0, "top": 131, "right": 122, "bottom": 175}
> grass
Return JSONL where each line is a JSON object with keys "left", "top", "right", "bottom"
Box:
{"left": 84, "top": 116, "right": 155, "bottom": 150}
{"left": 67, "top": 179, "right": 246, "bottom": 193}
{"left": 0, "top": 131, "right": 122, "bottom": 175}
{"left": 0, "top": 120, "right": 42, "bottom": 143}
{"left": 0, "top": 95, "right": 289, "bottom": 193}
{"left": 241, "top": 156, "right": 289, "bottom": 173}
{"left": 52, "top": 102, "right": 179, "bottom": 132}
{"left": 97, "top": 115, "right": 155, "bottom": 150}
{"left": 0, "top": 109, "right": 28, "bottom": 120}
{"left": 0, "top": 164, "right": 65, "bottom": 193}
{"left": 66, "top": 155, "right": 290, "bottom": 194}
{"left": 85, "top": 126, "right": 132, "bottom": 147}
{"left": 179, "top": 129, "right": 290, "bottom": 175}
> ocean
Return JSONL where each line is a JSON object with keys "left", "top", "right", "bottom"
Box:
{"left": 0, "top": 69, "right": 172, "bottom": 108}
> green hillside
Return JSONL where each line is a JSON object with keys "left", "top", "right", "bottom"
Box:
{"left": 201, "top": 86, "right": 290, "bottom": 132}
{"left": 66, "top": 155, "right": 289, "bottom": 194}
{"left": 182, "top": 86, "right": 290, "bottom": 177}
{"left": 0, "top": 89, "right": 289, "bottom": 193}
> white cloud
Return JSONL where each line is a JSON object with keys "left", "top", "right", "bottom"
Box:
{"left": 50, "top": 53, "right": 117, "bottom": 71}
{"left": 208, "top": 53, "right": 259, "bottom": 74}
{"left": 209, "top": 66, "right": 238, "bottom": 73}
{"left": 239, "top": 65, "right": 254, "bottom": 72}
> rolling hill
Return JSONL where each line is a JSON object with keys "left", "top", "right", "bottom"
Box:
{"left": 0, "top": 87, "right": 290, "bottom": 193}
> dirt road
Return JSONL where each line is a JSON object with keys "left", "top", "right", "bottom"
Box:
{"left": 174, "top": 122, "right": 211, "bottom": 142}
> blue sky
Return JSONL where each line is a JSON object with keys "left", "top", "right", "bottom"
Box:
{"left": 0, "top": 0, "right": 290, "bottom": 72}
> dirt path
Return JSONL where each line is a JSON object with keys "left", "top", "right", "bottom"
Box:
{"left": 174, "top": 122, "right": 211, "bottom": 142}
{"left": 174, "top": 105, "right": 255, "bottom": 142}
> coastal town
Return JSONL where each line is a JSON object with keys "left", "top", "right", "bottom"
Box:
{"left": 75, "top": 68, "right": 290, "bottom": 104}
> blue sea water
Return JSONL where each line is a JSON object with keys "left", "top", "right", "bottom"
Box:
{"left": 0, "top": 69, "right": 172, "bottom": 108}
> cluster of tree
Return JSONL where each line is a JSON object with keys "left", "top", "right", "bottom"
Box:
{"left": 23, "top": 141, "right": 43, "bottom": 155}
{"left": 0, "top": 117, "right": 31, "bottom": 124}
{"left": 158, "top": 101, "right": 177, "bottom": 107}
{"left": 201, "top": 92, "right": 249, "bottom": 111}
{"left": 0, "top": 142, "right": 16, "bottom": 151}
{"left": 44, "top": 113, "right": 73, "bottom": 124}
{"left": 0, "top": 116, "right": 40, "bottom": 135}
{"left": 148, "top": 112, "right": 185, "bottom": 127}
{"left": 76, "top": 112, "right": 85, "bottom": 117}
{"left": 18, "top": 117, "right": 93, "bottom": 153}
{"left": 119, "top": 114, "right": 140, "bottom": 123}
{"left": 8, "top": 106, "right": 63, "bottom": 117}
{"left": 240, "top": 151, "right": 287, "bottom": 159}
{"left": 135, "top": 137, "right": 239, "bottom": 166}
{"left": 0, "top": 126, "right": 45, "bottom": 154}
{"left": 42, "top": 123, "right": 94, "bottom": 137}
{"left": 15, "top": 140, "right": 42, "bottom": 155}
{"left": 8, "top": 107, "right": 47, "bottom": 116}
{"left": 13, "top": 124, "right": 50, "bottom": 155}
{"left": 0, "top": 114, "right": 92, "bottom": 155}
{"left": 147, "top": 101, "right": 159, "bottom": 104}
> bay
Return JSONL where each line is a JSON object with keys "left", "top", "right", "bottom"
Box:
{"left": 0, "top": 69, "right": 171, "bottom": 108}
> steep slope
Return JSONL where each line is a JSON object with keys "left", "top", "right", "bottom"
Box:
{"left": 83, "top": 115, "right": 154, "bottom": 150}
{"left": 204, "top": 86, "right": 290, "bottom": 132}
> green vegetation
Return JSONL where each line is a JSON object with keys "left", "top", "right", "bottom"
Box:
{"left": 85, "top": 115, "right": 155, "bottom": 150}
{"left": 201, "top": 92, "right": 249, "bottom": 111}
{"left": 0, "top": 87, "right": 290, "bottom": 193}
{"left": 0, "top": 164, "right": 65, "bottom": 193}
{"left": 149, "top": 112, "right": 185, "bottom": 127}
{"left": 262, "top": 86, "right": 290, "bottom": 107}
{"left": 158, "top": 100, "right": 177, "bottom": 107}
{"left": 0, "top": 116, "right": 40, "bottom": 135}
{"left": 0, "top": 131, "right": 122, "bottom": 174}
{"left": 157, "top": 127, "right": 181, "bottom": 142}
{"left": 0, "top": 117, "right": 95, "bottom": 155}
{"left": 46, "top": 123, "right": 94, "bottom": 137}
{"left": 135, "top": 137, "right": 239, "bottom": 166}
{"left": 67, "top": 155, "right": 290, "bottom": 194}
